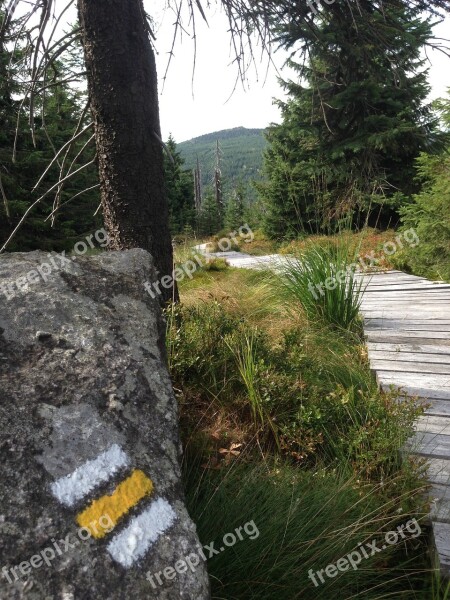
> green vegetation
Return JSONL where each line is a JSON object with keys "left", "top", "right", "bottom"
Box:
{"left": 196, "top": 192, "right": 223, "bottom": 237}
{"left": 178, "top": 127, "right": 266, "bottom": 204}
{"left": 259, "top": 3, "right": 444, "bottom": 239}
{"left": 185, "top": 461, "right": 429, "bottom": 600}
{"left": 166, "top": 234, "right": 446, "bottom": 597}
{"left": 0, "top": 6, "right": 99, "bottom": 252}
{"left": 392, "top": 97, "right": 450, "bottom": 281}
{"left": 163, "top": 135, "right": 196, "bottom": 235}
{"left": 277, "top": 242, "right": 366, "bottom": 331}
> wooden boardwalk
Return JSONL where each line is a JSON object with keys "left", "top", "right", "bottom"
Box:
{"left": 358, "top": 270, "right": 450, "bottom": 575}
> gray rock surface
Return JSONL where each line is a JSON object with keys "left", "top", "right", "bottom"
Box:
{"left": 0, "top": 249, "right": 210, "bottom": 599}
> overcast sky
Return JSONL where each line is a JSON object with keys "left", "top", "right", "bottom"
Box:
{"left": 149, "top": 3, "right": 450, "bottom": 142}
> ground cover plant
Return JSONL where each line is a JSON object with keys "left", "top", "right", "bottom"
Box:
{"left": 165, "top": 240, "right": 449, "bottom": 598}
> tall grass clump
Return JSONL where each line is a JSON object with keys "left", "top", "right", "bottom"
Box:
{"left": 277, "top": 242, "right": 367, "bottom": 330}
{"left": 183, "top": 458, "right": 431, "bottom": 600}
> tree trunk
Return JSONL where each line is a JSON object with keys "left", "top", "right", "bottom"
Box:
{"left": 77, "top": 0, "right": 177, "bottom": 304}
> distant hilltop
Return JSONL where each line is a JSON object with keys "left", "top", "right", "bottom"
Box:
{"left": 178, "top": 127, "right": 267, "bottom": 202}
{"left": 179, "top": 126, "right": 266, "bottom": 145}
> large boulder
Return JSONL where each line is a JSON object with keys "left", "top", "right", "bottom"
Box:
{"left": 0, "top": 249, "right": 210, "bottom": 599}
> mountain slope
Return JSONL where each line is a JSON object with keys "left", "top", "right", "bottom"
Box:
{"left": 178, "top": 127, "right": 267, "bottom": 202}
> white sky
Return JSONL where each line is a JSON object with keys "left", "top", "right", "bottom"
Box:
{"left": 149, "top": 2, "right": 450, "bottom": 142}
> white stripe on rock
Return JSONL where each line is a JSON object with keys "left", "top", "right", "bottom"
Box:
{"left": 107, "top": 497, "right": 176, "bottom": 568}
{"left": 51, "top": 444, "right": 130, "bottom": 507}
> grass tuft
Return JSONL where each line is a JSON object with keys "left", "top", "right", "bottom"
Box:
{"left": 276, "top": 242, "right": 367, "bottom": 331}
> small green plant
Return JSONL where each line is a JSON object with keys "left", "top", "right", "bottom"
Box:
{"left": 276, "top": 242, "right": 366, "bottom": 330}
{"left": 429, "top": 574, "right": 450, "bottom": 600}
{"left": 226, "top": 332, "right": 280, "bottom": 447}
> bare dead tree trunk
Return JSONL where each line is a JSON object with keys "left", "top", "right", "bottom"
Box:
{"left": 214, "top": 140, "right": 223, "bottom": 218}
{"left": 194, "top": 156, "right": 202, "bottom": 215}
{"left": 77, "top": 0, "right": 177, "bottom": 304}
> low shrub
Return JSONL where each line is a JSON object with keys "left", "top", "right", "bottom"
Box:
{"left": 167, "top": 303, "right": 422, "bottom": 477}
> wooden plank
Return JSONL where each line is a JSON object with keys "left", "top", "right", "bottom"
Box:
{"left": 408, "top": 432, "right": 450, "bottom": 459}
{"left": 427, "top": 458, "right": 450, "bottom": 485}
{"left": 365, "top": 283, "right": 450, "bottom": 295}
{"left": 362, "top": 301, "right": 450, "bottom": 307}
{"left": 364, "top": 289, "right": 447, "bottom": 294}
{"left": 364, "top": 313, "right": 450, "bottom": 327}
{"left": 378, "top": 372, "right": 450, "bottom": 388}
{"left": 371, "top": 360, "right": 450, "bottom": 375}
{"left": 363, "top": 309, "right": 450, "bottom": 313}
{"left": 364, "top": 296, "right": 450, "bottom": 301}
{"left": 366, "top": 331, "right": 450, "bottom": 342}
{"left": 380, "top": 383, "right": 450, "bottom": 400}
{"left": 366, "top": 326, "right": 450, "bottom": 333}
{"left": 366, "top": 320, "right": 450, "bottom": 326}
{"left": 415, "top": 415, "right": 450, "bottom": 435}
{"left": 369, "top": 337, "right": 450, "bottom": 347}
{"left": 364, "top": 285, "right": 450, "bottom": 291}
{"left": 362, "top": 278, "right": 424, "bottom": 282}
{"left": 362, "top": 281, "right": 430, "bottom": 287}
{"left": 368, "top": 351, "right": 450, "bottom": 364}
{"left": 362, "top": 301, "right": 450, "bottom": 306}
{"left": 368, "top": 342, "right": 450, "bottom": 354}
{"left": 364, "top": 279, "right": 449, "bottom": 284}
{"left": 364, "top": 316, "right": 450, "bottom": 323}
{"left": 429, "top": 485, "right": 450, "bottom": 523}
{"left": 425, "top": 401, "right": 450, "bottom": 418}
{"left": 361, "top": 274, "right": 444, "bottom": 280}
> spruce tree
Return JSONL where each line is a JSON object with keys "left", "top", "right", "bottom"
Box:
{"left": 261, "top": 2, "right": 443, "bottom": 239}
{"left": 0, "top": 6, "right": 99, "bottom": 251}
{"left": 163, "top": 135, "right": 196, "bottom": 235}
{"left": 224, "top": 181, "right": 246, "bottom": 231}
{"left": 197, "top": 191, "right": 222, "bottom": 237}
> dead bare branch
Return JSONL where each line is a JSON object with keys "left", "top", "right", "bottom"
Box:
{"left": 45, "top": 183, "right": 100, "bottom": 222}
{"left": 0, "top": 157, "right": 97, "bottom": 254}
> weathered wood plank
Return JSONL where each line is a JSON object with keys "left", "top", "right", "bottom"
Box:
{"left": 362, "top": 301, "right": 450, "bottom": 307}
{"left": 427, "top": 458, "right": 450, "bottom": 485}
{"left": 365, "top": 323, "right": 450, "bottom": 332}
{"left": 380, "top": 383, "right": 450, "bottom": 400}
{"left": 429, "top": 484, "right": 450, "bottom": 523}
{"left": 363, "top": 307, "right": 450, "bottom": 311}
{"left": 415, "top": 415, "right": 450, "bottom": 435}
{"left": 408, "top": 432, "right": 450, "bottom": 459}
{"left": 368, "top": 342, "right": 450, "bottom": 354}
{"left": 368, "top": 351, "right": 450, "bottom": 364}
{"left": 369, "top": 337, "right": 450, "bottom": 347}
{"left": 378, "top": 372, "right": 450, "bottom": 388}
{"left": 371, "top": 360, "right": 450, "bottom": 375}
{"left": 425, "top": 401, "right": 450, "bottom": 418}
{"left": 364, "top": 283, "right": 450, "bottom": 294}
{"left": 366, "top": 321, "right": 450, "bottom": 326}
{"left": 367, "top": 334, "right": 450, "bottom": 343}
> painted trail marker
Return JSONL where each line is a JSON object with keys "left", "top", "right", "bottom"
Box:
{"left": 0, "top": 249, "right": 209, "bottom": 599}
{"left": 46, "top": 435, "right": 176, "bottom": 567}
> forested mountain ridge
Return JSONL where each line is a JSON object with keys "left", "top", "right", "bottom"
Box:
{"left": 178, "top": 127, "right": 267, "bottom": 201}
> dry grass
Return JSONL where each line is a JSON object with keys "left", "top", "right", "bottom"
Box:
{"left": 279, "top": 228, "right": 399, "bottom": 270}
{"left": 179, "top": 267, "right": 302, "bottom": 343}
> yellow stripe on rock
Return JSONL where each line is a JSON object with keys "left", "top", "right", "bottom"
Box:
{"left": 76, "top": 469, "right": 153, "bottom": 538}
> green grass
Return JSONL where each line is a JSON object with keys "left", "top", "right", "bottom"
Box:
{"left": 184, "top": 458, "right": 432, "bottom": 600}
{"left": 169, "top": 239, "right": 443, "bottom": 598}
{"left": 276, "top": 242, "right": 366, "bottom": 331}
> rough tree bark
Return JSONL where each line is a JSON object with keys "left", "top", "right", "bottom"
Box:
{"left": 77, "top": 0, "right": 177, "bottom": 304}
